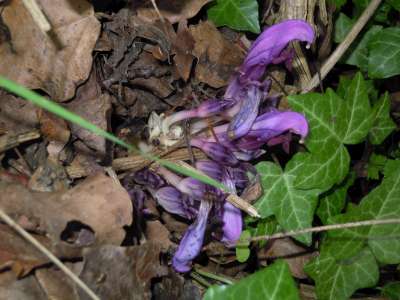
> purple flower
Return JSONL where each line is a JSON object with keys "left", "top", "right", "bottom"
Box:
{"left": 155, "top": 186, "right": 190, "bottom": 218}
{"left": 195, "top": 160, "right": 223, "bottom": 181}
{"left": 190, "top": 139, "right": 239, "bottom": 166}
{"left": 172, "top": 200, "right": 212, "bottom": 272}
{"left": 221, "top": 202, "right": 242, "bottom": 246}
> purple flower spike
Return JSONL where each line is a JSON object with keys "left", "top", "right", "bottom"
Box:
{"left": 190, "top": 139, "right": 239, "bottom": 166}
{"left": 195, "top": 160, "right": 223, "bottom": 181}
{"left": 221, "top": 202, "right": 242, "bottom": 246}
{"left": 155, "top": 186, "right": 188, "bottom": 218}
{"left": 173, "top": 200, "right": 212, "bottom": 272}
{"left": 248, "top": 111, "right": 309, "bottom": 142}
{"left": 240, "top": 20, "right": 315, "bottom": 81}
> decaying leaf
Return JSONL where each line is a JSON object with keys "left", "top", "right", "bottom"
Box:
{"left": 0, "top": 224, "right": 80, "bottom": 277}
{"left": 0, "top": 173, "right": 132, "bottom": 246}
{"left": 0, "top": 0, "right": 101, "bottom": 101}
{"left": 28, "top": 158, "right": 70, "bottom": 192}
{"left": 67, "top": 71, "right": 111, "bottom": 154}
{"left": 79, "top": 243, "right": 168, "bottom": 300}
{"left": 189, "top": 21, "right": 244, "bottom": 88}
{"left": 0, "top": 271, "right": 46, "bottom": 300}
{"left": 136, "top": 0, "right": 212, "bottom": 24}
{"left": 38, "top": 109, "right": 70, "bottom": 144}
{"left": 145, "top": 220, "right": 174, "bottom": 250}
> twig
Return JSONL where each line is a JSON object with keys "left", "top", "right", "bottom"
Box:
{"left": 149, "top": 0, "right": 165, "bottom": 23}
{"left": 250, "top": 218, "right": 400, "bottom": 242}
{"left": 0, "top": 208, "right": 100, "bottom": 300}
{"left": 21, "top": 0, "right": 51, "bottom": 33}
{"left": 302, "top": 0, "right": 383, "bottom": 93}
{"left": 194, "top": 267, "right": 236, "bottom": 285}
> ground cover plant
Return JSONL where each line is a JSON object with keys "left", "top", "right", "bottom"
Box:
{"left": 0, "top": 0, "right": 399, "bottom": 299}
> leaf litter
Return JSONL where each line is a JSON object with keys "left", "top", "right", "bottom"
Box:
{"left": 0, "top": 0, "right": 399, "bottom": 299}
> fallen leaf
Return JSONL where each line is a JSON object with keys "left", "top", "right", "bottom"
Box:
{"left": 0, "top": 173, "right": 132, "bottom": 246}
{"left": 145, "top": 220, "right": 174, "bottom": 249}
{"left": 0, "top": 91, "right": 38, "bottom": 134}
{"left": 136, "top": 0, "right": 212, "bottom": 24}
{"left": 67, "top": 71, "right": 111, "bottom": 154}
{"left": 79, "top": 243, "right": 168, "bottom": 300}
{"left": 259, "top": 238, "right": 317, "bottom": 279}
{"left": 38, "top": 109, "right": 70, "bottom": 144}
{"left": 171, "top": 21, "right": 195, "bottom": 81}
{"left": 0, "top": 0, "right": 100, "bottom": 101}
{"left": 0, "top": 271, "right": 46, "bottom": 300}
{"left": 189, "top": 21, "right": 244, "bottom": 88}
{"left": 0, "top": 224, "right": 81, "bottom": 277}
{"left": 28, "top": 158, "right": 70, "bottom": 192}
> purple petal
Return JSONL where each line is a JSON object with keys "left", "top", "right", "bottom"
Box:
{"left": 177, "top": 178, "right": 206, "bottom": 199}
{"left": 133, "top": 168, "right": 165, "bottom": 189}
{"left": 190, "top": 139, "right": 239, "bottom": 166}
{"left": 155, "top": 186, "right": 188, "bottom": 218}
{"left": 221, "top": 202, "right": 242, "bottom": 246}
{"left": 248, "top": 111, "right": 309, "bottom": 141}
{"left": 227, "top": 85, "right": 262, "bottom": 140}
{"left": 241, "top": 20, "right": 315, "bottom": 81}
{"left": 172, "top": 200, "right": 212, "bottom": 272}
{"left": 196, "top": 99, "right": 234, "bottom": 118}
{"left": 195, "top": 160, "right": 223, "bottom": 181}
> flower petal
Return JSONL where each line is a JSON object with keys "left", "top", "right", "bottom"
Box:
{"left": 190, "top": 139, "right": 239, "bottom": 166}
{"left": 172, "top": 200, "right": 212, "bottom": 272}
{"left": 221, "top": 202, "right": 242, "bottom": 246}
{"left": 155, "top": 186, "right": 189, "bottom": 218}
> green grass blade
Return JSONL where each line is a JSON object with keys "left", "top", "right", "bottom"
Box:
{"left": 0, "top": 76, "right": 227, "bottom": 191}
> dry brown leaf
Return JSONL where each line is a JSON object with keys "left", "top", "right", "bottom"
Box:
{"left": 67, "top": 71, "right": 111, "bottom": 154}
{"left": 137, "top": 0, "right": 212, "bottom": 24}
{"left": 38, "top": 110, "right": 70, "bottom": 143}
{"left": 28, "top": 158, "right": 70, "bottom": 192}
{"left": 79, "top": 243, "right": 168, "bottom": 300}
{"left": 189, "top": 21, "right": 244, "bottom": 88}
{"left": 0, "top": 271, "right": 46, "bottom": 300}
{"left": 0, "top": 173, "right": 132, "bottom": 246}
{"left": 172, "top": 21, "right": 195, "bottom": 81}
{"left": 0, "top": 0, "right": 100, "bottom": 102}
{"left": 145, "top": 220, "right": 174, "bottom": 250}
{"left": 259, "top": 238, "right": 317, "bottom": 279}
{"left": 0, "top": 91, "right": 38, "bottom": 135}
{"left": 0, "top": 224, "right": 81, "bottom": 277}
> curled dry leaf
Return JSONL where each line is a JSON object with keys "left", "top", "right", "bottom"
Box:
{"left": 189, "top": 21, "right": 244, "bottom": 88}
{"left": 0, "top": 173, "right": 132, "bottom": 247}
{"left": 67, "top": 71, "right": 111, "bottom": 154}
{"left": 136, "top": 0, "right": 213, "bottom": 24}
{"left": 79, "top": 243, "right": 168, "bottom": 300}
{"left": 0, "top": 224, "right": 81, "bottom": 278}
{"left": 0, "top": 0, "right": 100, "bottom": 101}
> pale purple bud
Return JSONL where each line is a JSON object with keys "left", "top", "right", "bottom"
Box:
{"left": 190, "top": 139, "right": 239, "bottom": 166}
{"left": 172, "top": 200, "right": 212, "bottom": 272}
{"left": 155, "top": 186, "right": 188, "bottom": 218}
{"left": 221, "top": 202, "right": 242, "bottom": 246}
{"left": 195, "top": 160, "right": 223, "bottom": 181}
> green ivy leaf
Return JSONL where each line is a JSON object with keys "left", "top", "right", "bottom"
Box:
{"left": 305, "top": 247, "right": 379, "bottom": 300}
{"left": 248, "top": 217, "right": 277, "bottom": 248}
{"left": 387, "top": 0, "right": 400, "bottom": 11}
{"left": 381, "top": 282, "right": 400, "bottom": 300}
{"left": 369, "top": 92, "right": 397, "bottom": 144}
{"left": 326, "top": 160, "right": 400, "bottom": 263}
{"left": 367, "top": 153, "right": 387, "bottom": 180}
{"left": 207, "top": 0, "right": 260, "bottom": 33}
{"left": 334, "top": 13, "right": 355, "bottom": 43}
{"left": 236, "top": 230, "right": 251, "bottom": 262}
{"left": 288, "top": 73, "right": 373, "bottom": 191}
{"left": 204, "top": 260, "right": 300, "bottom": 300}
{"left": 317, "top": 173, "right": 356, "bottom": 224}
{"left": 327, "top": 0, "right": 347, "bottom": 10}
{"left": 368, "top": 27, "right": 400, "bottom": 78}
{"left": 255, "top": 159, "right": 319, "bottom": 245}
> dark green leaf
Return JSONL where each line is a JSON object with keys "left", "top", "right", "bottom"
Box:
{"left": 317, "top": 173, "right": 355, "bottom": 224}
{"left": 236, "top": 230, "right": 251, "bottom": 262}
{"left": 368, "top": 27, "right": 400, "bottom": 78}
{"left": 255, "top": 159, "right": 319, "bottom": 245}
{"left": 369, "top": 92, "right": 396, "bottom": 144}
{"left": 327, "top": 0, "right": 347, "bottom": 10}
{"left": 382, "top": 282, "right": 400, "bottom": 300}
{"left": 207, "top": 0, "right": 260, "bottom": 33}
{"left": 387, "top": 0, "right": 400, "bottom": 11}
{"left": 334, "top": 13, "right": 355, "bottom": 43}
{"left": 305, "top": 247, "right": 379, "bottom": 300}
{"left": 204, "top": 260, "right": 300, "bottom": 300}
{"left": 367, "top": 153, "right": 387, "bottom": 180}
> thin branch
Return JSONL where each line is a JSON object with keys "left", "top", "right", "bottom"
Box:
{"left": 21, "top": 0, "right": 51, "bottom": 33}
{"left": 0, "top": 209, "right": 100, "bottom": 300}
{"left": 250, "top": 218, "right": 400, "bottom": 242}
{"left": 302, "top": 0, "right": 382, "bottom": 93}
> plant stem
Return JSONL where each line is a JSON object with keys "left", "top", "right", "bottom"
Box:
{"left": 250, "top": 218, "right": 400, "bottom": 242}
{"left": 194, "top": 267, "right": 236, "bottom": 285}
{"left": 302, "top": 0, "right": 383, "bottom": 93}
